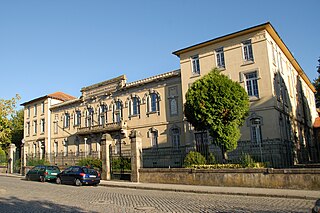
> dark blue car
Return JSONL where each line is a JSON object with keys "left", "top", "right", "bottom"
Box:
{"left": 56, "top": 166, "right": 100, "bottom": 186}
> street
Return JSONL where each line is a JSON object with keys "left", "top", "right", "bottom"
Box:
{"left": 0, "top": 176, "right": 316, "bottom": 212}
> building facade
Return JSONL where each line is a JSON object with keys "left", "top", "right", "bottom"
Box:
{"left": 22, "top": 22, "right": 319, "bottom": 168}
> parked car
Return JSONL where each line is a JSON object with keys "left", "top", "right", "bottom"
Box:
{"left": 26, "top": 165, "right": 60, "bottom": 182}
{"left": 56, "top": 166, "right": 101, "bottom": 186}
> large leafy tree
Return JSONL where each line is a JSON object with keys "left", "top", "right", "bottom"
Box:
{"left": 10, "top": 109, "right": 24, "bottom": 149}
{"left": 314, "top": 57, "right": 320, "bottom": 108}
{"left": 0, "top": 94, "right": 20, "bottom": 152}
{"left": 184, "top": 68, "right": 249, "bottom": 161}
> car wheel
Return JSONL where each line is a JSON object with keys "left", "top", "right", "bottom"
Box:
{"left": 56, "top": 177, "right": 62, "bottom": 184}
{"left": 26, "top": 175, "right": 30, "bottom": 181}
{"left": 93, "top": 183, "right": 99, "bottom": 187}
{"left": 40, "top": 176, "right": 45, "bottom": 182}
{"left": 75, "top": 178, "right": 82, "bottom": 186}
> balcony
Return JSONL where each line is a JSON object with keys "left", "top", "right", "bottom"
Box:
{"left": 77, "top": 122, "right": 125, "bottom": 135}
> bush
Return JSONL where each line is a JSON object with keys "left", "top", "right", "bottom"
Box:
{"left": 207, "top": 153, "right": 216, "bottom": 164}
{"left": 240, "top": 153, "right": 256, "bottom": 168}
{"left": 27, "top": 158, "right": 50, "bottom": 166}
{"left": 111, "top": 157, "right": 131, "bottom": 172}
{"left": 78, "top": 157, "right": 102, "bottom": 171}
{"left": 183, "top": 151, "right": 206, "bottom": 168}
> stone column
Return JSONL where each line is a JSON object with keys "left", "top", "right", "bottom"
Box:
{"left": 8, "top": 144, "right": 16, "bottom": 174}
{"left": 130, "top": 130, "right": 142, "bottom": 182}
{"left": 101, "top": 133, "right": 112, "bottom": 180}
{"left": 21, "top": 139, "right": 27, "bottom": 175}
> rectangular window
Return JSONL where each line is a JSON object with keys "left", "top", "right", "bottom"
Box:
{"left": 64, "top": 113, "right": 70, "bottom": 128}
{"left": 26, "top": 122, "right": 30, "bottom": 136}
{"left": 34, "top": 104, "right": 37, "bottom": 116}
{"left": 242, "top": 40, "right": 254, "bottom": 62}
{"left": 215, "top": 47, "right": 225, "bottom": 68}
{"left": 245, "top": 72, "right": 259, "bottom": 98}
{"left": 27, "top": 106, "right": 30, "bottom": 118}
{"left": 191, "top": 55, "right": 200, "bottom": 75}
{"left": 251, "top": 125, "right": 262, "bottom": 143}
{"left": 169, "top": 98, "right": 178, "bottom": 116}
{"left": 54, "top": 122, "right": 58, "bottom": 134}
{"left": 172, "top": 128, "right": 180, "bottom": 149}
{"left": 41, "top": 102, "right": 45, "bottom": 114}
{"left": 33, "top": 120, "right": 37, "bottom": 134}
{"left": 40, "top": 119, "right": 45, "bottom": 133}
{"left": 151, "top": 131, "right": 158, "bottom": 148}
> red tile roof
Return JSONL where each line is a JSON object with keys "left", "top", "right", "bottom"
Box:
{"left": 21, "top": 91, "right": 76, "bottom": 106}
{"left": 47, "top": 92, "right": 76, "bottom": 102}
{"left": 314, "top": 117, "right": 320, "bottom": 128}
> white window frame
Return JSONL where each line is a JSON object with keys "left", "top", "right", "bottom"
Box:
{"left": 64, "top": 113, "right": 70, "bottom": 128}
{"left": 40, "top": 119, "right": 45, "bottom": 133}
{"left": 27, "top": 106, "right": 30, "bottom": 118}
{"left": 191, "top": 55, "right": 200, "bottom": 75}
{"left": 215, "top": 47, "right": 225, "bottom": 68}
{"left": 33, "top": 120, "right": 37, "bottom": 134}
{"left": 41, "top": 102, "right": 45, "bottom": 114}
{"left": 98, "top": 105, "right": 106, "bottom": 125}
{"left": 131, "top": 97, "right": 139, "bottom": 116}
{"left": 34, "top": 104, "right": 37, "bottom": 116}
{"left": 244, "top": 71, "right": 259, "bottom": 98}
{"left": 74, "top": 110, "right": 81, "bottom": 126}
{"left": 26, "top": 122, "right": 30, "bottom": 136}
{"left": 242, "top": 40, "right": 254, "bottom": 62}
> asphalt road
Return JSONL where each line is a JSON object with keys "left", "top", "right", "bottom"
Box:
{"left": 0, "top": 176, "right": 316, "bottom": 212}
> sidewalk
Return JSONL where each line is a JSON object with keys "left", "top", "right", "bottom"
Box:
{"left": 1, "top": 173, "right": 319, "bottom": 200}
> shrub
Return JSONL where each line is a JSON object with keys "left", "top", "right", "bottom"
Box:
{"left": 240, "top": 153, "right": 255, "bottom": 168}
{"left": 207, "top": 153, "right": 216, "bottom": 164}
{"left": 183, "top": 151, "right": 206, "bottom": 167}
{"left": 78, "top": 157, "right": 102, "bottom": 171}
{"left": 111, "top": 157, "right": 131, "bottom": 172}
{"left": 27, "top": 158, "right": 50, "bottom": 166}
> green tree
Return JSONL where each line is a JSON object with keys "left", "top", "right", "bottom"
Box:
{"left": 184, "top": 68, "right": 249, "bottom": 161}
{"left": 10, "top": 109, "right": 24, "bottom": 149}
{"left": 313, "top": 57, "right": 320, "bottom": 108}
{"left": 0, "top": 94, "right": 20, "bottom": 152}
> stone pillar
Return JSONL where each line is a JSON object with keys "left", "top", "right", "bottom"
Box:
{"left": 8, "top": 144, "right": 16, "bottom": 174}
{"left": 130, "top": 130, "right": 142, "bottom": 182}
{"left": 21, "top": 139, "right": 26, "bottom": 175}
{"left": 101, "top": 133, "right": 112, "bottom": 180}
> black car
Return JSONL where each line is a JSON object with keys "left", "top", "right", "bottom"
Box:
{"left": 56, "top": 166, "right": 101, "bottom": 186}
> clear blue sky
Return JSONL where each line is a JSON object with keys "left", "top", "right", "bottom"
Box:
{"left": 1, "top": 0, "right": 319, "bottom": 108}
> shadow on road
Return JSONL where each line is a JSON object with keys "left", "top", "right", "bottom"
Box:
{"left": 0, "top": 196, "right": 97, "bottom": 213}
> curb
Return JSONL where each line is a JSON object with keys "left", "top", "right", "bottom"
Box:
{"left": 98, "top": 183, "right": 318, "bottom": 201}
{"left": 1, "top": 173, "right": 318, "bottom": 200}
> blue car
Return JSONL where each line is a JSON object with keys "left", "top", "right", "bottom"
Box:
{"left": 56, "top": 166, "right": 100, "bottom": 186}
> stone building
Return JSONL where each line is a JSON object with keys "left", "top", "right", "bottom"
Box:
{"left": 21, "top": 22, "right": 319, "bottom": 168}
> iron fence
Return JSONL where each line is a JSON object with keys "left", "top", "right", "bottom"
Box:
{"left": 26, "top": 151, "right": 101, "bottom": 167}
{"left": 142, "top": 145, "right": 194, "bottom": 168}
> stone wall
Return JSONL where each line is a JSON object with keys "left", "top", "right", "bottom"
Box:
{"left": 139, "top": 168, "right": 320, "bottom": 190}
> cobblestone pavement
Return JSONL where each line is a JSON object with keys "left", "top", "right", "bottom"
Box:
{"left": 0, "top": 176, "right": 316, "bottom": 212}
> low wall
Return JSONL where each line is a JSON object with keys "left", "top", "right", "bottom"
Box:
{"left": 0, "top": 166, "right": 7, "bottom": 173}
{"left": 139, "top": 168, "right": 320, "bottom": 190}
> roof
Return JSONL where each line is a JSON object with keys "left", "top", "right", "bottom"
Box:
{"left": 21, "top": 91, "right": 76, "bottom": 106}
{"left": 314, "top": 117, "right": 320, "bottom": 128}
{"left": 125, "top": 69, "right": 181, "bottom": 89}
{"left": 172, "top": 22, "right": 315, "bottom": 93}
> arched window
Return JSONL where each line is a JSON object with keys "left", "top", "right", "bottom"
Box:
{"left": 113, "top": 100, "right": 123, "bottom": 123}
{"left": 129, "top": 96, "right": 140, "bottom": 117}
{"left": 171, "top": 127, "right": 180, "bottom": 149}
{"left": 98, "top": 105, "right": 107, "bottom": 125}
{"left": 147, "top": 92, "right": 160, "bottom": 114}
{"left": 250, "top": 117, "right": 262, "bottom": 143}
{"left": 86, "top": 107, "right": 94, "bottom": 127}
{"left": 148, "top": 128, "right": 158, "bottom": 148}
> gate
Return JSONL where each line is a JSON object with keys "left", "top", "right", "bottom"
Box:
{"left": 12, "top": 150, "right": 20, "bottom": 173}
{"left": 110, "top": 142, "right": 131, "bottom": 181}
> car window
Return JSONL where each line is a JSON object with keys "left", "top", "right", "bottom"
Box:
{"left": 82, "top": 167, "right": 97, "bottom": 175}
{"left": 64, "top": 167, "right": 72, "bottom": 173}
{"left": 47, "top": 166, "right": 59, "bottom": 170}
{"left": 71, "top": 167, "right": 80, "bottom": 173}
